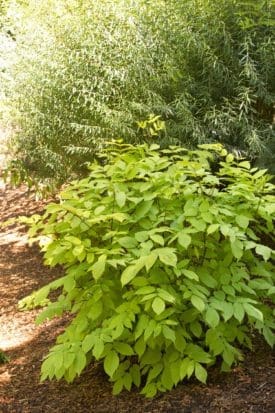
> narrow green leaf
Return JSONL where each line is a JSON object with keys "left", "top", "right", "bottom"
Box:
{"left": 115, "top": 191, "right": 126, "bottom": 208}
{"left": 182, "top": 269, "right": 199, "bottom": 281}
{"left": 88, "top": 301, "right": 103, "bottom": 321}
{"left": 226, "top": 154, "right": 234, "bottom": 163}
{"left": 157, "top": 248, "right": 177, "bottom": 267}
{"left": 103, "top": 351, "right": 119, "bottom": 377}
{"left": 178, "top": 232, "right": 192, "bottom": 249}
{"left": 72, "top": 244, "right": 84, "bottom": 256}
{"left": 63, "top": 352, "right": 75, "bottom": 369}
{"left": 130, "top": 364, "right": 141, "bottom": 387}
{"left": 152, "top": 297, "right": 165, "bottom": 315}
{"left": 268, "top": 286, "right": 275, "bottom": 296}
{"left": 161, "top": 366, "right": 174, "bottom": 390}
{"left": 170, "top": 360, "right": 181, "bottom": 385}
{"left": 233, "top": 302, "right": 245, "bottom": 323}
{"left": 253, "top": 169, "right": 267, "bottom": 179}
{"left": 219, "top": 302, "right": 234, "bottom": 321}
{"left": 150, "top": 234, "right": 165, "bottom": 246}
{"left": 65, "top": 236, "right": 82, "bottom": 245}
{"left": 162, "top": 325, "right": 176, "bottom": 342}
{"left": 112, "top": 378, "right": 124, "bottom": 395}
{"left": 82, "top": 334, "right": 95, "bottom": 353}
{"left": 243, "top": 303, "right": 263, "bottom": 321}
{"left": 220, "top": 224, "right": 231, "bottom": 237}
{"left": 189, "top": 218, "right": 206, "bottom": 232}
{"left": 135, "top": 200, "right": 153, "bottom": 220}
{"left": 200, "top": 272, "right": 217, "bottom": 288}
{"left": 87, "top": 252, "right": 94, "bottom": 264}
{"left": 195, "top": 363, "right": 207, "bottom": 384}
{"left": 121, "top": 257, "right": 146, "bottom": 286}
{"left": 142, "top": 348, "right": 162, "bottom": 365}
{"left": 134, "top": 337, "right": 146, "bottom": 357}
{"left": 135, "top": 231, "right": 149, "bottom": 242}
{"left": 75, "top": 351, "right": 86, "bottom": 375}
{"left": 239, "top": 161, "right": 250, "bottom": 169}
{"left": 201, "top": 212, "right": 213, "bottom": 223}
{"left": 144, "top": 321, "right": 157, "bottom": 342}
{"left": 64, "top": 276, "right": 76, "bottom": 292}
{"left": 141, "top": 383, "right": 157, "bottom": 398}
{"left": 112, "top": 377, "right": 123, "bottom": 396}
{"left": 180, "top": 358, "right": 190, "bottom": 379}
{"left": 191, "top": 295, "right": 205, "bottom": 312}
{"left": 190, "top": 321, "right": 202, "bottom": 337}
{"left": 235, "top": 215, "right": 249, "bottom": 229}
{"left": 91, "top": 254, "right": 107, "bottom": 280}
{"left": 231, "top": 239, "right": 243, "bottom": 260}
{"left": 41, "top": 356, "right": 55, "bottom": 381}
{"left": 187, "top": 360, "right": 195, "bottom": 378}
{"left": 222, "top": 348, "right": 234, "bottom": 367}
{"left": 147, "top": 363, "right": 163, "bottom": 383}
{"left": 255, "top": 245, "right": 272, "bottom": 261}
{"left": 114, "top": 342, "right": 134, "bottom": 356}
{"left": 184, "top": 199, "right": 197, "bottom": 216}
{"left": 157, "top": 288, "right": 175, "bottom": 303}
{"left": 185, "top": 344, "right": 212, "bottom": 363}
{"left": 207, "top": 223, "right": 219, "bottom": 234}
{"left": 205, "top": 308, "right": 220, "bottom": 328}
{"left": 118, "top": 236, "right": 138, "bottom": 249}
{"left": 92, "top": 341, "right": 104, "bottom": 360}
{"left": 263, "top": 326, "right": 275, "bottom": 347}
{"left": 144, "top": 252, "right": 158, "bottom": 272}
{"left": 135, "top": 286, "right": 156, "bottom": 295}
{"left": 222, "top": 285, "right": 235, "bottom": 296}
{"left": 199, "top": 200, "right": 210, "bottom": 212}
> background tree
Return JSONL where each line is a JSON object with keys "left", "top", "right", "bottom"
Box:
{"left": 1, "top": 0, "right": 274, "bottom": 187}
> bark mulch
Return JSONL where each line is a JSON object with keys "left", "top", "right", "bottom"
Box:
{"left": 0, "top": 184, "right": 274, "bottom": 413}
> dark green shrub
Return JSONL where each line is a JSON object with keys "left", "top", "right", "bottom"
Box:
{"left": 20, "top": 143, "right": 275, "bottom": 397}
{"left": 1, "top": 0, "right": 274, "bottom": 185}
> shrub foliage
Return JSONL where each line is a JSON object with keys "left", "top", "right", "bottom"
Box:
{"left": 20, "top": 143, "right": 275, "bottom": 397}
{"left": 1, "top": 0, "right": 274, "bottom": 184}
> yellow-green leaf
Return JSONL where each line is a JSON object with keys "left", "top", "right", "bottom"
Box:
{"left": 157, "top": 248, "right": 177, "bottom": 267}
{"left": 121, "top": 257, "right": 146, "bottom": 286}
{"left": 104, "top": 351, "right": 119, "bottom": 377}
{"left": 205, "top": 307, "right": 220, "bottom": 328}
{"left": 91, "top": 254, "right": 107, "bottom": 280}
{"left": 195, "top": 363, "right": 207, "bottom": 384}
{"left": 152, "top": 297, "right": 165, "bottom": 315}
{"left": 255, "top": 245, "right": 272, "bottom": 262}
{"left": 191, "top": 295, "right": 205, "bottom": 312}
{"left": 150, "top": 234, "right": 165, "bottom": 246}
{"left": 178, "top": 232, "right": 191, "bottom": 249}
{"left": 243, "top": 303, "right": 263, "bottom": 321}
{"left": 115, "top": 191, "right": 126, "bottom": 208}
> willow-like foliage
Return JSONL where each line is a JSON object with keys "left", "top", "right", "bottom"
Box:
{"left": 1, "top": 0, "right": 274, "bottom": 184}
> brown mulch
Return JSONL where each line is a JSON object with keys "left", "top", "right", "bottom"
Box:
{"left": 0, "top": 184, "right": 274, "bottom": 413}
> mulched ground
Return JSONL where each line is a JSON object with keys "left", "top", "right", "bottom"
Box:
{"left": 0, "top": 184, "right": 274, "bottom": 413}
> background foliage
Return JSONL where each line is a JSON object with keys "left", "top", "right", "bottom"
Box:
{"left": 0, "top": 0, "right": 274, "bottom": 185}
{"left": 20, "top": 143, "right": 275, "bottom": 397}
{"left": 0, "top": 349, "right": 8, "bottom": 363}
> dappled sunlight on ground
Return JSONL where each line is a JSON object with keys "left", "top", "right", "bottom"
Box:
{"left": 0, "top": 230, "right": 29, "bottom": 246}
{"left": 0, "top": 312, "right": 38, "bottom": 351}
{"left": 0, "top": 370, "right": 11, "bottom": 385}
{"left": 0, "top": 188, "right": 41, "bottom": 352}
{"left": 0, "top": 180, "right": 5, "bottom": 191}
